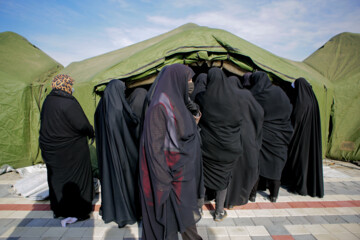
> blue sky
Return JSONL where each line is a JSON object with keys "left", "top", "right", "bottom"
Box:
{"left": 1, "top": 0, "right": 359, "bottom": 67}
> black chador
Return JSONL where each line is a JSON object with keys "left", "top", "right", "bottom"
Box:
{"left": 95, "top": 80, "right": 144, "bottom": 227}
{"left": 249, "top": 71, "right": 293, "bottom": 200}
{"left": 40, "top": 88, "right": 94, "bottom": 220}
{"left": 282, "top": 78, "right": 324, "bottom": 198}
{"left": 224, "top": 76, "right": 264, "bottom": 207}
{"left": 197, "top": 68, "right": 244, "bottom": 193}
{"left": 139, "top": 64, "right": 203, "bottom": 240}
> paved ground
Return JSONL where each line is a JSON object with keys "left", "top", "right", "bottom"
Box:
{"left": 0, "top": 159, "right": 359, "bottom": 240}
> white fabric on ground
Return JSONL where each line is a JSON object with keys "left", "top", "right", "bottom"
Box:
{"left": 61, "top": 217, "right": 78, "bottom": 227}
{"left": 0, "top": 164, "right": 15, "bottom": 175}
{"left": 13, "top": 164, "right": 49, "bottom": 200}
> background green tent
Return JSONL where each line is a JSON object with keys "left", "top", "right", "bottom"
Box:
{"left": 0, "top": 32, "right": 63, "bottom": 168}
{"left": 304, "top": 32, "right": 360, "bottom": 161}
{"left": 57, "top": 23, "right": 333, "bottom": 162}
{"left": 2, "top": 23, "right": 358, "bottom": 169}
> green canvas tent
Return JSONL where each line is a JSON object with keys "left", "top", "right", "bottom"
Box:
{"left": 0, "top": 31, "right": 63, "bottom": 168}
{"left": 57, "top": 23, "right": 334, "bottom": 161}
{"left": 304, "top": 32, "right": 360, "bottom": 161}
{"left": 6, "top": 23, "right": 358, "bottom": 169}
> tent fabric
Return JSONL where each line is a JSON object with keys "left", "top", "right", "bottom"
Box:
{"left": 58, "top": 23, "right": 334, "bottom": 162}
{"left": 304, "top": 32, "right": 360, "bottom": 161}
{"left": 0, "top": 32, "right": 63, "bottom": 168}
{"left": 3, "top": 24, "right": 359, "bottom": 169}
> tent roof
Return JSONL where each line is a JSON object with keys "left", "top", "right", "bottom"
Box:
{"left": 60, "top": 23, "right": 331, "bottom": 93}
{"left": 304, "top": 32, "right": 360, "bottom": 160}
{"left": 304, "top": 32, "right": 360, "bottom": 83}
{"left": 62, "top": 23, "right": 200, "bottom": 85}
{"left": 59, "top": 23, "right": 335, "bottom": 161}
{"left": 0, "top": 31, "right": 63, "bottom": 85}
{"left": 0, "top": 31, "right": 63, "bottom": 168}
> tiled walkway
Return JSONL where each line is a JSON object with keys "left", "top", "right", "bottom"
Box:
{"left": 0, "top": 159, "right": 359, "bottom": 239}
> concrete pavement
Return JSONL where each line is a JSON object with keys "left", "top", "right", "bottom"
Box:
{"left": 0, "top": 159, "right": 359, "bottom": 240}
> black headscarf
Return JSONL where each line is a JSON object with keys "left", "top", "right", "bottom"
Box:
{"left": 139, "top": 64, "right": 203, "bottom": 240}
{"left": 197, "top": 68, "right": 244, "bottom": 191}
{"left": 127, "top": 87, "right": 148, "bottom": 119}
{"left": 250, "top": 71, "right": 293, "bottom": 180}
{"left": 126, "top": 87, "right": 148, "bottom": 138}
{"left": 190, "top": 73, "right": 207, "bottom": 101}
{"left": 282, "top": 78, "right": 324, "bottom": 197}
{"left": 94, "top": 80, "right": 141, "bottom": 227}
{"left": 140, "top": 65, "right": 168, "bottom": 124}
{"left": 229, "top": 75, "right": 244, "bottom": 89}
{"left": 242, "top": 72, "right": 252, "bottom": 89}
{"left": 224, "top": 76, "right": 264, "bottom": 207}
{"left": 249, "top": 72, "right": 273, "bottom": 96}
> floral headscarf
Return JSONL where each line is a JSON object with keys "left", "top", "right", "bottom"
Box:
{"left": 52, "top": 74, "right": 74, "bottom": 94}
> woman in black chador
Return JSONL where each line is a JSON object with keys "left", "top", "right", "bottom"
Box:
{"left": 224, "top": 76, "right": 264, "bottom": 208}
{"left": 94, "top": 80, "right": 145, "bottom": 227}
{"left": 249, "top": 71, "right": 293, "bottom": 202}
{"left": 139, "top": 64, "right": 204, "bottom": 240}
{"left": 196, "top": 68, "right": 244, "bottom": 221}
{"left": 39, "top": 74, "right": 94, "bottom": 220}
{"left": 281, "top": 77, "right": 324, "bottom": 198}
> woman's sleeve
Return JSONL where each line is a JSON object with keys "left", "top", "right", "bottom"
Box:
{"left": 145, "top": 105, "right": 172, "bottom": 187}
{"left": 66, "top": 100, "right": 95, "bottom": 138}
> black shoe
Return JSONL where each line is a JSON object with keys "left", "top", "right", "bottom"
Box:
{"left": 249, "top": 196, "right": 256, "bottom": 202}
{"left": 214, "top": 210, "right": 227, "bottom": 222}
{"left": 269, "top": 196, "right": 277, "bottom": 202}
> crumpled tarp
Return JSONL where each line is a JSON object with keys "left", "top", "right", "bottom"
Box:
{"left": 13, "top": 164, "right": 49, "bottom": 200}
{"left": 11, "top": 164, "right": 100, "bottom": 201}
{"left": 0, "top": 164, "right": 15, "bottom": 175}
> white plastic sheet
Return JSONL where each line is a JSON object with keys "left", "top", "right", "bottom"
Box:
{"left": 13, "top": 164, "right": 49, "bottom": 200}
